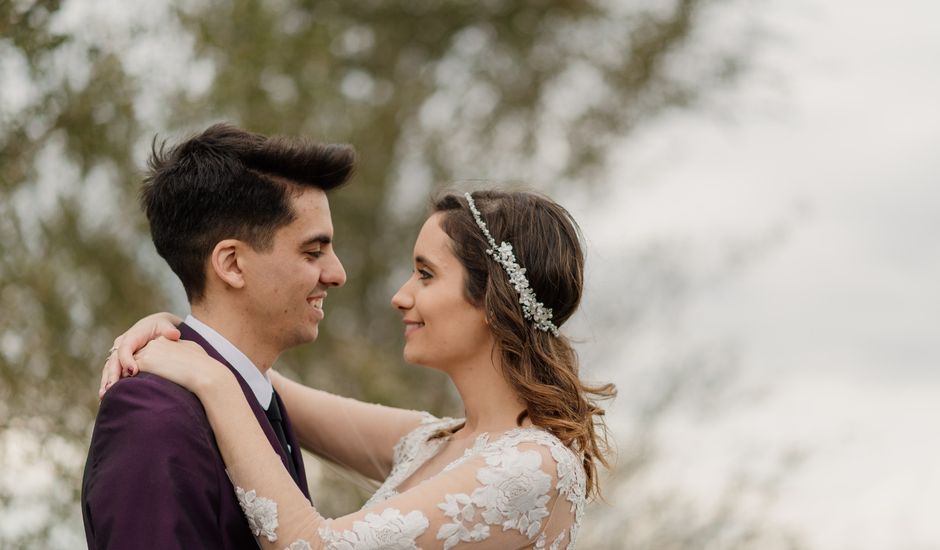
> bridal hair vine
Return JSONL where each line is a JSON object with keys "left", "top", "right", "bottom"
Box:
{"left": 464, "top": 192, "right": 560, "bottom": 336}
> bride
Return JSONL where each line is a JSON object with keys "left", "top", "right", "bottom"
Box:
{"left": 103, "top": 189, "right": 615, "bottom": 549}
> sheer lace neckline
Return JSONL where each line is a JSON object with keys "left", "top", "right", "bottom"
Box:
{"left": 365, "top": 416, "right": 564, "bottom": 509}
{"left": 232, "top": 412, "right": 586, "bottom": 550}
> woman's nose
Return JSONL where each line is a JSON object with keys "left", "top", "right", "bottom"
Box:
{"left": 391, "top": 279, "right": 413, "bottom": 310}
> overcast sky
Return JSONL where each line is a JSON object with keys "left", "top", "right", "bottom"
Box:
{"left": 580, "top": 0, "right": 940, "bottom": 548}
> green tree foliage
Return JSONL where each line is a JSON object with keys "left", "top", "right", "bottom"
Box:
{"left": 0, "top": 0, "right": 753, "bottom": 546}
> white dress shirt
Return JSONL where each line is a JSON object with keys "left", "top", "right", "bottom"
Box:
{"left": 184, "top": 314, "right": 273, "bottom": 409}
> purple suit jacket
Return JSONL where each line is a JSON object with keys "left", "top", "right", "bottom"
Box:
{"left": 81, "top": 322, "right": 309, "bottom": 549}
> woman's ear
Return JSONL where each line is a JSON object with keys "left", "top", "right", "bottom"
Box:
{"left": 209, "top": 239, "right": 247, "bottom": 290}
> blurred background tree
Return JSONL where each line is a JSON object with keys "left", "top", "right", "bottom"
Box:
{"left": 0, "top": 0, "right": 800, "bottom": 548}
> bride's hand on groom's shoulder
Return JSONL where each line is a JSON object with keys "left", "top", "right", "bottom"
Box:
{"left": 133, "top": 337, "right": 228, "bottom": 396}
{"left": 99, "top": 312, "right": 183, "bottom": 400}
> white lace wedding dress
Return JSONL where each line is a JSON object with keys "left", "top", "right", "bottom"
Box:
{"left": 234, "top": 414, "right": 585, "bottom": 550}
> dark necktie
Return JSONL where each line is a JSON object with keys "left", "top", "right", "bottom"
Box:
{"left": 264, "top": 392, "right": 299, "bottom": 483}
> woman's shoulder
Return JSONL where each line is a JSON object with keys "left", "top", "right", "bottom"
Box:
{"left": 392, "top": 413, "right": 463, "bottom": 461}
{"left": 415, "top": 412, "right": 465, "bottom": 436}
{"left": 493, "top": 426, "right": 580, "bottom": 460}
{"left": 442, "top": 426, "right": 586, "bottom": 547}
{"left": 488, "top": 426, "right": 587, "bottom": 501}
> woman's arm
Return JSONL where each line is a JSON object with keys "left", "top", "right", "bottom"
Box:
{"left": 103, "top": 313, "right": 426, "bottom": 480}
{"left": 131, "top": 340, "right": 328, "bottom": 547}
{"left": 271, "top": 371, "right": 426, "bottom": 480}
{"left": 132, "top": 338, "right": 578, "bottom": 550}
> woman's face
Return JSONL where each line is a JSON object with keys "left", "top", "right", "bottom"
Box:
{"left": 391, "top": 213, "right": 494, "bottom": 370}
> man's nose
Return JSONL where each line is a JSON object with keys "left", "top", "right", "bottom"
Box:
{"left": 322, "top": 252, "right": 347, "bottom": 287}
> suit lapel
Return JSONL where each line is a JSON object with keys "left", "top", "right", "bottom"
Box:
{"left": 274, "top": 390, "right": 309, "bottom": 497}
{"left": 177, "top": 322, "right": 309, "bottom": 498}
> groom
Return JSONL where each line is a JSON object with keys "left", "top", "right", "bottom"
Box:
{"left": 81, "top": 124, "right": 355, "bottom": 548}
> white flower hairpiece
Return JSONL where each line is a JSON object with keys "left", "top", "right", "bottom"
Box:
{"left": 464, "top": 192, "right": 560, "bottom": 336}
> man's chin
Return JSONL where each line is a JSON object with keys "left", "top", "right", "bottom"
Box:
{"left": 303, "top": 325, "right": 319, "bottom": 342}
{"left": 283, "top": 326, "right": 319, "bottom": 349}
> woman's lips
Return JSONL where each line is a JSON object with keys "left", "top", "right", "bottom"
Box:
{"left": 403, "top": 321, "right": 424, "bottom": 337}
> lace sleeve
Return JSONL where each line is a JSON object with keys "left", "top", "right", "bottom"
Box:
{"left": 195, "top": 372, "right": 582, "bottom": 549}
{"left": 237, "top": 437, "right": 583, "bottom": 550}
{"left": 271, "top": 373, "right": 430, "bottom": 481}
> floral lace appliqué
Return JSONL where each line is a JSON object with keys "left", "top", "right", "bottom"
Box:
{"left": 437, "top": 446, "right": 553, "bottom": 549}
{"left": 235, "top": 486, "right": 279, "bottom": 542}
{"left": 368, "top": 418, "right": 586, "bottom": 550}
{"left": 535, "top": 530, "right": 567, "bottom": 550}
{"left": 318, "top": 508, "right": 429, "bottom": 550}
{"left": 550, "top": 444, "right": 580, "bottom": 509}
{"left": 477, "top": 447, "right": 552, "bottom": 535}
{"left": 283, "top": 540, "right": 312, "bottom": 550}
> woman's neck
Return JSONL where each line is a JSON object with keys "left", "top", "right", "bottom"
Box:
{"left": 448, "top": 355, "right": 528, "bottom": 438}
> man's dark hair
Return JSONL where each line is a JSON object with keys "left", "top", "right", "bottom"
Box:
{"left": 141, "top": 123, "right": 356, "bottom": 303}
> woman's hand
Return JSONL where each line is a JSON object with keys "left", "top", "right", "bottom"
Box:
{"left": 99, "top": 312, "right": 183, "bottom": 399}
{"left": 131, "top": 336, "right": 233, "bottom": 396}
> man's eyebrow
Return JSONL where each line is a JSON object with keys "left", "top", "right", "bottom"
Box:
{"left": 300, "top": 234, "right": 332, "bottom": 248}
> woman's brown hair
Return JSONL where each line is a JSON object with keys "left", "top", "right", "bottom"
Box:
{"left": 433, "top": 189, "right": 616, "bottom": 499}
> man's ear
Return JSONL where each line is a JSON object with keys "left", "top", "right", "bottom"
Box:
{"left": 209, "top": 239, "right": 247, "bottom": 290}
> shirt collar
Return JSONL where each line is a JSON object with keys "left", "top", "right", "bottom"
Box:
{"left": 184, "top": 314, "right": 273, "bottom": 409}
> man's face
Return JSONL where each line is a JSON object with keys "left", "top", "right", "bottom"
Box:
{"left": 241, "top": 188, "right": 346, "bottom": 351}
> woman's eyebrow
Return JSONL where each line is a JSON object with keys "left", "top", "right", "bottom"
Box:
{"left": 415, "top": 255, "right": 439, "bottom": 270}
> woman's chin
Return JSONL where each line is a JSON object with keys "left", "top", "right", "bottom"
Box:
{"left": 402, "top": 349, "right": 438, "bottom": 371}
{"left": 402, "top": 349, "right": 421, "bottom": 366}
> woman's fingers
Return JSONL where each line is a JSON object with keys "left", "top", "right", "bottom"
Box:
{"left": 98, "top": 316, "right": 185, "bottom": 400}
{"left": 99, "top": 348, "right": 123, "bottom": 400}
{"left": 162, "top": 325, "right": 182, "bottom": 341}
{"left": 116, "top": 321, "right": 177, "bottom": 375}
{"left": 132, "top": 337, "right": 218, "bottom": 392}
{"left": 135, "top": 338, "right": 205, "bottom": 372}
{"left": 132, "top": 336, "right": 164, "bottom": 373}
{"left": 98, "top": 360, "right": 111, "bottom": 400}
{"left": 117, "top": 333, "right": 140, "bottom": 376}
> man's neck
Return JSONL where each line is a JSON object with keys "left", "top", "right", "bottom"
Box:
{"left": 190, "top": 303, "right": 278, "bottom": 373}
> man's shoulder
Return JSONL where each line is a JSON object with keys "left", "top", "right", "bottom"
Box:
{"left": 97, "top": 373, "right": 206, "bottom": 429}
{"left": 104, "top": 372, "right": 199, "bottom": 405}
